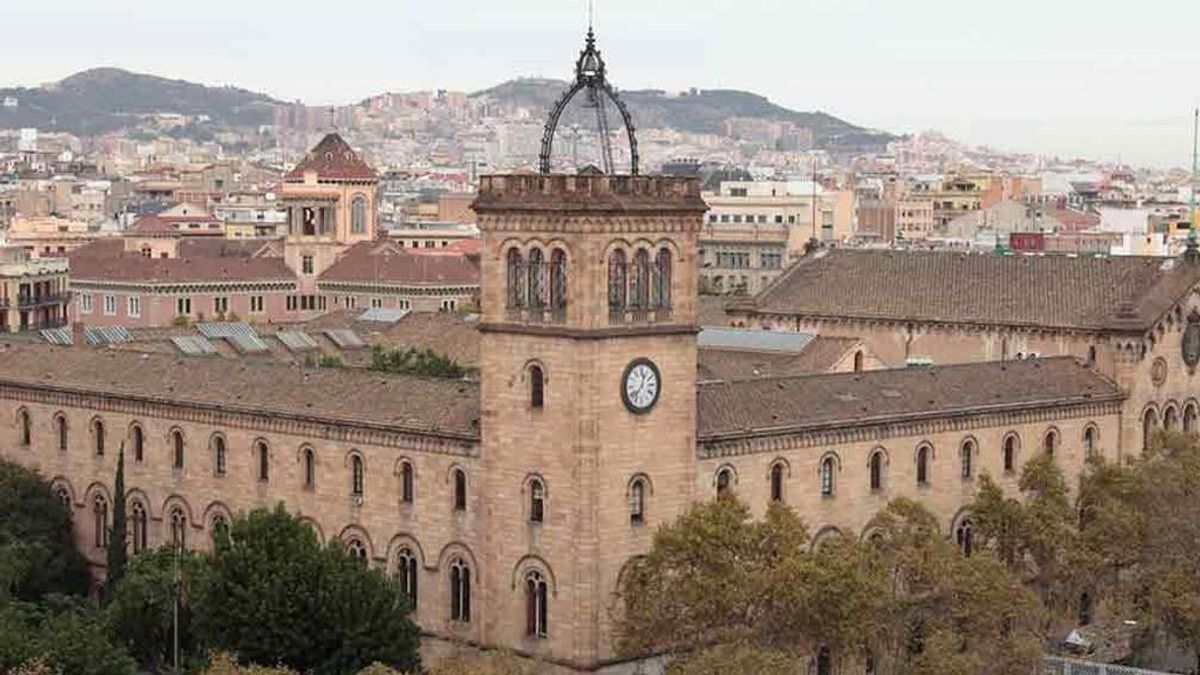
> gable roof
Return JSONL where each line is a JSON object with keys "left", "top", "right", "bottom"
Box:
{"left": 318, "top": 241, "right": 480, "bottom": 287}
{"left": 284, "top": 133, "right": 377, "bottom": 182}
{"left": 68, "top": 241, "right": 294, "bottom": 284}
{"left": 127, "top": 215, "right": 177, "bottom": 237}
{"left": 740, "top": 248, "right": 1200, "bottom": 332}
{"left": 697, "top": 357, "right": 1122, "bottom": 441}
{"left": 697, "top": 336, "right": 861, "bottom": 381}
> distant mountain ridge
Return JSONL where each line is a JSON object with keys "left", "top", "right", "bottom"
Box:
{"left": 0, "top": 68, "right": 893, "bottom": 150}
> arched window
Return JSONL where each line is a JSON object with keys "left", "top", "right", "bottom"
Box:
{"left": 1086, "top": 345, "right": 1097, "bottom": 366}
{"left": 525, "top": 569, "right": 549, "bottom": 638}
{"left": 1143, "top": 408, "right": 1158, "bottom": 452}
{"left": 1083, "top": 426, "right": 1098, "bottom": 460}
{"left": 303, "top": 447, "right": 315, "bottom": 488}
{"left": 17, "top": 409, "right": 30, "bottom": 446}
{"left": 170, "top": 506, "right": 187, "bottom": 552}
{"left": 853, "top": 350, "right": 864, "bottom": 372}
{"left": 93, "top": 418, "right": 106, "bottom": 456}
{"left": 351, "top": 455, "right": 365, "bottom": 498}
{"left": 816, "top": 645, "right": 832, "bottom": 675}
{"left": 769, "top": 463, "right": 784, "bottom": 502}
{"left": 869, "top": 450, "right": 885, "bottom": 492}
{"left": 630, "top": 249, "right": 651, "bottom": 310}
{"left": 1164, "top": 406, "right": 1179, "bottom": 432}
{"left": 450, "top": 557, "right": 471, "bottom": 622}
{"left": 955, "top": 517, "right": 974, "bottom": 556}
{"left": 401, "top": 461, "right": 414, "bottom": 504}
{"left": 346, "top": 538, "right": 367, "bottom": 564}
{"left": 130, "top": 501, "right": 147, "bottom": 553}
{"left": 53, "top": 485, "right": 70, "bottom": 510}
{"left": 550, "top": 247, "right": 567, "bottom": 312}
{"left": 257, "top": 440, "right": 270, "bottom": 482}
{"left": 506, "top": 249, "right": 526, "bottom": 309}
{"left": 453, "top": 469, "right": 467, "bottom": 511}
{"left": 607, "top": 249, "right": 627, "bottom": 313}
{"left": 820, "top": 456, "right": 835, "bottom": 496}
{"left": 171, "top": 430, "right": 185, "bottom": 470}
{"left": 351, "top": 196, "right": 367, "bottom": 234}
{"left": 396, "top": 547, "right": 418, "bottom": 608}
{"left": 1043, "top": 429, "right": 1058, "bottom": 457}
{"left": 1186, "top": 403, "right": 1198, "bottom": 434}
{"left": 131, "top": 425, "right": 144, "bottom": 463}
{"left": 916, "top": 445, "right": 931, "bottom": 486}
{"left": 213, "top": 435, "right": 227, "bottom": 476}
{"left": 629, "top": 477, "right": 646, "bottom": 525}
{"left": 211, "top": 515, "right": 228, "bottom": 547}
{"left": 529, "top": 365, "right": 545, "bottom": 409}
{"left": 652, "top": 247, "right": 672, "bottom": 309}
{"left": 960, "top": 440, "right": 974, "bottom": 479}
{"left": 716, "top": 467, "right": 733, "bottom": 496}
{"left": 529, "top": 478, "right": 545, "bottom": 523}
{"left": 527, "top": 247, "right": 545, "bottom": 310}
{"left": 56, "top": 414, "right": 67, "bottom": 452}
{"left": 1003, "top": 434, "right": 1018, "bottom": 473}
{"left": 93, "top": 495, "right": 108, "bottom": 549}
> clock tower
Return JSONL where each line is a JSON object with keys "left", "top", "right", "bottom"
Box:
{"left": 473, "top": 168, "right": 706, "bottom": 668}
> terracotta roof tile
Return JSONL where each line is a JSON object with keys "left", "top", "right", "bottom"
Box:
{"left": 284, "top": 133, "right": 377, "bottom": 182}
{"left": 697, "top": 336, "right": 861, "bottom": 380}
{"left": 319, "top": 242, "right": 480, "bottom": 286}
{"left": 127, "top": 215, "right": 177, "bottom": 237}
{"left": 68, "top": 244, "right": 294, "bottom": 284}
{"left": 743, "top": 249, "right": 1200, "bottom": 332}
{"left": 697, "top": 357, "right": 1122, "bottom": 441}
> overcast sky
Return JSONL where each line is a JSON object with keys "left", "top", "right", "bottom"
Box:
{"left": 4, "top": 0, "right": 1199, "bottom": 168}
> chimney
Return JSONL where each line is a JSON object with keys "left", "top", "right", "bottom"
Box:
{"left": 72, "top": 321, "right": 87, "bottom": 347}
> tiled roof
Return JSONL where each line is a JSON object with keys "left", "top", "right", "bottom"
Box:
{"left": 742, "top": 249, "right": 1200, "bottom": 332}
{"left": 698, "top": 295, "right": 735, "bottom": 327}
{"left": 127, "top": 215, "right": 177, "bottom": 237}
{"left": 68, "top": 243, "right": 294, "bottom": 284}
{"left": 698, "top": 336, "right": 860, "bottom": 381}
{"left": 697, "top": 357, "right": 1122, "bottom": 441}
{"left": 284, "top": 133, "right": 377, "bottom": 182}
{"left": 0, "top": 343, "right": 480, "bottom": 440}
{"left": 319, "top": 242, "right": 480, "bottom": 287}
{"left": 300, "top": 309, "right": 482, "bottom": 368}
{"left": 177, "top": 238, "right": 280, "bottom": 259}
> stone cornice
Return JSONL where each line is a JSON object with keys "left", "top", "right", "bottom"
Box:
{"left": 317, "top": 280, "right": 478, "bottom": 295}
{"left": 69, "top": 280, "right": 297, "bottom": 294}
{"left": 478, "top": 321, "right": 699, "bottom": 339}
{"left": 697, "top": 398, "right": 1123, "bottom": 459}
{"left": 0, "top": 382, "right": 479, "bottom": 454}
{"left": 747, "top": 311, "right": 1141, "bottom": 339}
{"left": 477, "top": 214, "right": 700, "bottom": 237}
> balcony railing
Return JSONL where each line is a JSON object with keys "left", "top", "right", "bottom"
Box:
{"left": 17, "top": 293, "right": 69, "bottom": 308}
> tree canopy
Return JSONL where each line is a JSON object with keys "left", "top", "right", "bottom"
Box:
{"left": 0, "top": 460, "right": 89, "bottom": 602}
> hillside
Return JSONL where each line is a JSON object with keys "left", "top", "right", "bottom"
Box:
{"left": 0, "top": 68, "right": 279, "bottom": 135}
{"left": 472, "top": 78, "right": 894, "bottom": 150}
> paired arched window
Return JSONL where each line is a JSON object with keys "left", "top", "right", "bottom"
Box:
{"left": 346, "top": 538, "right": 368, "bottom": 564}
{"left": 170, "top": 506, "right": 187, "bottom": 552}
{"left": 17, "top": 409, "right": 30, "bottom": 446}
{"left": 351, "top": 196, "right": 368, "bottom": 234}
{"left": 1083, "top": 426, "right": 1098, "bottom": 460}
{"left": 453, "top": 469, "right": 467, "bottom": 511}
{"left": 93, "top": 495, "right": 108, "bottom": 549}
{"left": 819, "top": 456, "right": 836, "bottom": 496}
{"left": 257, "top": 441, "right": 270, "bottom": 482}
{"left": 916, "top": 445, "right": 931, "bottom": 486}
{"left": 131, "top": 425, "right": 144, "bottom": 462}
{"left": 955, "top": 517, "right": 974, "bottom": 556}
{"left": 212, "top": 435, "right": 227, "bottom": 476}
{"left": 303, "top": 447, "right": 316, "bottom": 488}
{"left": 960, "top": 440, "right": 975, "bottom": 479}
{"left": 1043, "top": 429, "right": 1058, "bottom": 457}
{"left": 550, "top": 248, "right": 567, "bottom": 311}
{"left": 1003, "top": 434, "right": 1018, "bottom": 473}
{"left": 529, "top": 365, "right": 545, "bottom": 409}
{"left": 716, "top": 467, "right": 733, "bottom": 496}
{"left": 652, "top": 248, "right": 672, "bottom": 309}
{"left": 869, "top": 450, "right": 885, "bottom": 492}
{"left": 630, "top": 249, "right": 650, "bottom": 309}
{"left": 396, "top": 547, "right": 418, "bottom": 608}
{"left": 55, "top": 414, "right": 67, "bottom": 452}
{"left": 525, "top": 570, "right": 549, "bottom": 638}
{"left": 506, "top": 249, "right": 526, "bottom": 309}
{"left": 507, "top": 246, "right": 568, "bottom": 316}
{"left": 769, "top": 463, "right": 785, "bottom": 502}
{"left": 529, "top": 478, "right": 545, "bottom": 523}
{"left": 171, "top": 430, "right": 185, "bottom": 470}
{"left": 400, "top": 461, "right": 414, "bottom": 504}
{"left": 608, "top": 246, "right": 673, "bottom": 318}
{"left": 450, "top": 557, "right": 471, "bottom": 622}
{"left": 607, "top": 249, "right": 627, "bottom": 313}
{"left": 629, "top": 477, "right": 646, "bottom": 525}
{"left": 351, "top": 454, "right": 365, "bottom": 498}
{"left": 528, "top": 248, "right": 546, "bottom": 309}
{"left": 93, "top": 418, "right": 106, "bottom": 456}
{"left": 131, "top": 501, "right": 148, "bottom": 553}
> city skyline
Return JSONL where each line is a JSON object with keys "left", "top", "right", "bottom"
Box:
{"left": 3, "top": 0, "right": 1200, "bottom": 168}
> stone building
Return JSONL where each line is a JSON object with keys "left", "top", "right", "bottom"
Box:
{"left": 0, "top": 244, "right": 69, "bottom": 332}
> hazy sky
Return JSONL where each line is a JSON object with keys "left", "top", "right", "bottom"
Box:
{"left": 4, "top": 0, "right": 1199, "bottom": 168}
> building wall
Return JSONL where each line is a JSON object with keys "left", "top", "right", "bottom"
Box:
{"left": 72, "top": 287, "right": 294, "bottom": 327}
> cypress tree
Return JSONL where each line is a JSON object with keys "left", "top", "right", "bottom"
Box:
{"left": 106, "top": 444, "right": 128, "bottom": 595}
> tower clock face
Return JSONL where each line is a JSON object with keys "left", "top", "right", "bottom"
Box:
{"left": 621, "top": 358, "right": 661, "bottom": 414}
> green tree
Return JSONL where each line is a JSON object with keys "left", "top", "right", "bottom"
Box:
{"left": 369, "top": 345, "right": 465, "bottom": 379}
{"left": 0, "top": 460, "right": 89, "bottom": 601}
{"left": 105, "top": 549, "right": 197, "bottom": 672}
{"left": 190, "top": 505, "right": 421, "bottom": 674}
{"left": 105, "top": 446, "right": 128, "bottom": 594}
{"left": 0, "top": 598, "right": 136, "bottom": 675}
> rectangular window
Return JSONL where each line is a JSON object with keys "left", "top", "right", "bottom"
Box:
{"left": 371, "top": 297, "right": 383, "bottom": 309}
{"left": 398, "top": 298, "right": 410, "bottom": 310}
{"left": 441, "top": 299, "right": 457, "bottom": 312}
{"left": 719, "top": 214, "right": 730, "bottom": 223}
{"left": 80, "top": 294, "right": 93, "bottom": 313}
{"left": 214, "top": 297, "right": 228, "bottom": 314}
{"left": 103, "top": 295, "right": 116, "bottom": 316}
{"left": 318, "top": 296, "right": 327, "bottom": 311}
{"left": 249, "top": 295, "right": 264, "bottom": 313}
{"left": 127, "top": 296, "right": 141, "bottom": 318}
{"left": 302, "top": 255, "right": 314, "bottom": 275}
{"left": 345, "top": 296, "right": 357, "bottom": 309}
{"left": 176, "top": 297, "right": 192, "bottom": 316}
{"left": 286, "top": 295, "right": 297, "bottom": 311}
{"left": 756, "top": 215, "right": 767, "bottom": 223}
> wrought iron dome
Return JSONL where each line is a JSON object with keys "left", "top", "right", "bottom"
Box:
{"left": 537, "top": 28, "right": 640, "bottom": 175}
